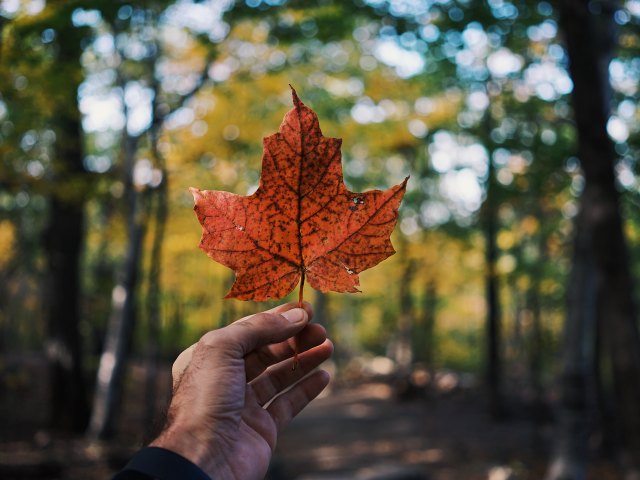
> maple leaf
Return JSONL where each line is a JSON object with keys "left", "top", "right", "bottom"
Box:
{"left": 191, "top": 86, "right": 407, "bottom": 302}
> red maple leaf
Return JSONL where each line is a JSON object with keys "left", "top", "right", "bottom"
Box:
{"left": 191, "top": 87, "right": 407, "bottom": 302}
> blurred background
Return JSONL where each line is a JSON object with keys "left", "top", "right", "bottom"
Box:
{"left": 0, "top": 0, "right": 639, "bottom": 479}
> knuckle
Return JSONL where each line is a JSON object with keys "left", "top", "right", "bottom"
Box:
{"left": 199, "top": 330, "right": 220, "bottom": 347}
{"left": 199, "top": 330, "right": 236, "bottom": 357}
{"left": 245, "top": 312, "right": 281, "bottom": 328}
{"left": 233, "top": 313, "right": 282, "bottom": 339}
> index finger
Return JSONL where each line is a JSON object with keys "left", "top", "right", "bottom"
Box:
{"left": 171, "top": 302, "right": 313, "bottom": 384}
{"left": 236, "top": 301, "right": 313, "bottom": 323}
{"left": 220, "top": 308, "right": 308, "bottom": 357}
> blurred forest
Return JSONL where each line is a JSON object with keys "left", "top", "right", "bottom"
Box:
{"left": 0, "top": 0, "right": 639, "bottom": 479}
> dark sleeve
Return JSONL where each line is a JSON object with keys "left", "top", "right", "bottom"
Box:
{"left": 112, "top": 446, "right": 211, "bottom": 480}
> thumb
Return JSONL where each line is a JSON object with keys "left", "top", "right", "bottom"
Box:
{"left": 219, "top": 308, "right": 309, "bottom": 357}
{"left": 172, "top": 307, "right": 309, "bottom": 385}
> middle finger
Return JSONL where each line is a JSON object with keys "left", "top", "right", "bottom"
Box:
{"left": 245, "top": 323, "right": 327, "bottom": 381}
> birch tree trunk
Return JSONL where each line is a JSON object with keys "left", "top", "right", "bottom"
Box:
{"left": 87, "top": 18, "right": 214, "bottom": 437}
{"left": 87, "top": 130, "right": 146, "bottom": 439}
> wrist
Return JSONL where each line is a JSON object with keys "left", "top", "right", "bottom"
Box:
{"left": 115, "top": 446, "right": 212, "bottom": 480}
{"left": 150, "top": 425, "right": 232, "bottom": 478}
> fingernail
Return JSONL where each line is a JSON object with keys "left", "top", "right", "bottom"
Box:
{"left": 281, "top": 308, "right": 306, "bottom": 324}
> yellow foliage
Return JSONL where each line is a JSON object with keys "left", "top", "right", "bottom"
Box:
{"left": 516, "top": 275, "right": 531, "bottom": 291}
{"left": 540, "top": 278, "right": 560, "bottom": 295}
{"left": 497, "top": 230, "right": 515, "bottom": 250}
{"left": 625, "top": 222, "right": 638, "bottom": 242}
{"left": 0, "top": 220, "right": 16, "bottom": 268}
{"left": 520, "top": 215, "right": 539, "bottom": 236}
{"left": 357, "top": 304, "right": 385, "bottom": 348}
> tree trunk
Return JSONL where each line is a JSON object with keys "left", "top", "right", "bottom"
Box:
{"left": 393, "top": 245, "right": 415, "bottom": 372}
{"left": 484, "top": 153, "right": 504, "bottom": 419}
{"left": 144, "top": 76, "right": 169, "bottom": 437}
{"left": 422, "top": 279, "right": 437, "bottom": 386}
{"left": 399, "top": 259, "right": 416, "bottom": 369}
{"left": 86, "top": 6, "right": 215, "bottom": 439}
{"left": 529, "top": 222, "right": 546, "bottom": 447}
{"left": 423, "top": 280, "right": 437, "bottom": 366}
{"left": 546, "top": 215, "right": 599, "bottom": 480}
{"left": 87, "top": 128, "right": 146, "bottom": 439}
{"left": 512, "top": 287, "right": 524, "bottom": 358}
{"left": 87, "top": 191, "right": 147, "bottom": 439}
{"left": 550, "top": 0, "right": 640, "bottom": 475}
{"left": 44, "top": 198, "right": 88, "bottom": 432}
{"left": 594, "top": 308, "right": 616, "bottom": 460}
{"left": 143, "top": 186, "right": 166, "bottom": 438}
{"left": 43, "top": 26, "right": 89, "bottom": 433}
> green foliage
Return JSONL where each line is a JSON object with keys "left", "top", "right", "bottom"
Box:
{"left": 437, "top": 328, "right": 483, "bottom": 373}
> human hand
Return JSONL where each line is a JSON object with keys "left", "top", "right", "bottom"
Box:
{"left": 150, "top": 302, "right": 333, "bottom": 480}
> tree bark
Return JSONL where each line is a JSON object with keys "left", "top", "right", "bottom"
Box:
{"left": 43, "top": 24, "right": 89, "bottom": 433}
{"left": 484, "top": 152, "right": 504, "bottom": 419}
{"left": 550, "top": 0, "right": 640, "bottom": 475}
{"left": 529, "top": 220, "right": 546, "bottom": 446}
{"left": 547, "top": 215, "right": 599, "bottom": 480}
{"left": 423, "top": 280, "right": 437, "bottom": 364}
{"left": 143, "top": 187, "right": 166, "bottom": 438}
{"left": 144, "top": 69, "right": 170, "bottom": 437}
{"left": 45, "top": 198, "right": 88, "bottom": 432}
{"left": 392, "top": 251, "right": 416, "bottom": 398}
{"left": 393, "top": 241, "right": 415, "bottom": 375}
{"left": 422, "top": 279, "right": 437, "bottom": 386}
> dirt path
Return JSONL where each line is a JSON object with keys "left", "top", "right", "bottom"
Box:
{"left": 271, "top": 380, "right": 620, "bottom": 480}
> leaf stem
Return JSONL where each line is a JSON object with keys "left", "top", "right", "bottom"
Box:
{"left": 298, "top": 270, "right": 305, "bottom": 308}
{"left": 292, "top": 270, "right": 305, "bottom": 370}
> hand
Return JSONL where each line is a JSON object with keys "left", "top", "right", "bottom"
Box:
{"left": 150, "top": 302, "right": 333, "bottom": 480}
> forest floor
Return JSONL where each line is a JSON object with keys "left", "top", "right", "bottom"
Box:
{"left": 272, "top": 379, "right": 625, "bottom": 480}
{"left": 0, "top": 354, "right": 624, "bottom": 480}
